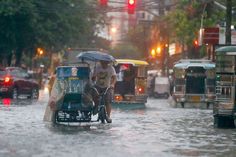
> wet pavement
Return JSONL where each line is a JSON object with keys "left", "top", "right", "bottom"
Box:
{"left": 0, "top": 91, "right": 236, "bottom": 157}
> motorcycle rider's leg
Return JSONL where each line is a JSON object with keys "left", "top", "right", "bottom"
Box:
{"left": 105, "top": 103, "right": 112, "bottom": 123}
{"left": 92, "top": 97, "right": 99, "bottom": 115}
{"left": 105, "top": 89, "right": 112, "bottom": 123}
{"left": 91, "top": 88, "right": 99, "bottom": 115}
{"left": 106, "top": 103, "right": 111, "bottom": 118}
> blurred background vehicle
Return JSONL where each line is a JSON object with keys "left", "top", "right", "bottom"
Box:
{"left": 153, "top": 76, "right": 170, "bottom": 99}
{"left": 172, "top": 60, "right": 215, "bottom": 108}
{"left": 0, "top": 67, "right": 39, "bottom": 99}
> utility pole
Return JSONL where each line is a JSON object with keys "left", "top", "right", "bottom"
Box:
{"left": 226, "top": 0, "right": 232, "bottom": 44}
{"left": 159, "top": 0, "right": 165, "bottom": 16}
{"left": 159, "top": 0, "right": 166, "bottom": 76}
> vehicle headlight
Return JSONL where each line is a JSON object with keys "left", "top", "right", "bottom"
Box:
{"left": 44, "top": 86, "right": 49, "bottom": 93}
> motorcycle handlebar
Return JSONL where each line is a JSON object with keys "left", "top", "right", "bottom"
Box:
{"left": 91, "top": 86, "right": 113, "bottom": 96}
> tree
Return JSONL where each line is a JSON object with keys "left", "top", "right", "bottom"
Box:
{"left": 126, "top": 25, "right": 151, "bottom": 58}
{"left": 0, "top": 0, "right": 37, "bottom": 66}
{"left": 111, "top": 43, "right": 143, "bottom": 59}
{"left": 163, "top": 0, "right": 225, "bottom": 58}
{"left": 33, "top": 0, "right": 107, "bottom": 59}
{"left": 0, "top": 0, "right": 107, "bottom": 66}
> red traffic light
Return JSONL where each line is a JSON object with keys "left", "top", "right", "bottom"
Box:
{"left": 194, "top": 40, "right": 198, "bottom": 47}
{"left": 99, "top": 0, "right": 108, "bottom": 7}
{"left": 128, "top": 0, "right": 135, "bottom": 5}
{"left": 128, "top": 0, "right": 136, "bottom": 14}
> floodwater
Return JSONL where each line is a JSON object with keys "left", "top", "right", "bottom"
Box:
{"left": 0, "top": 91, "right": 235, "bottom": 157}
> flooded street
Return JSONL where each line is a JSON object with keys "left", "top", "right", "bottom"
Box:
{"left": 0, "top": 91, "right": 236, "bottom": 157}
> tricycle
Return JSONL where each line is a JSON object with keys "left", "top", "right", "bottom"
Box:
{"left": 43, "top": 51, "right": 116, "bottom": 124}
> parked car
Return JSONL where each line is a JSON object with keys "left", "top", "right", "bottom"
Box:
{"left": 0, "top": 67, "right": 39, "bottom": 99}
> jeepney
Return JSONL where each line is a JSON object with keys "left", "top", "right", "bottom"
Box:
{"left": 173, "top": 59, "right": 215, "bottom": 108}
{"left": 214, "top": 46, "right": 236, "bottom": 127}
{"left": 113, "top": 59, "right": 149, "bottom": 107}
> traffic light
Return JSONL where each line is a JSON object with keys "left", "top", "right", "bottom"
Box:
{"left": 194, "top": 39, "right": 199, "bottom": 47}
{"left": 37, "top": 48, "right": 44, "bottom": 56}
{"left": 156, "top": 46, "right": 161, "bottom": 56}
{"left": 147, "top": 49, "right": 157, "bottom": 65}
{"left": 151, "top": 49, "right": 156, "bottom": 58}
{"left": 99, "top": 0, "right": 108, "bottom": 7}
{"left": 127, "top": 0, "right": 136, "bottom": 14}
{"left": 192, "top": 39, "right": 200, "bottom": 57}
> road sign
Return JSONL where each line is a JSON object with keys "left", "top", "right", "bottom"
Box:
{"left": 203, "top": 27, "right": 219, "bottom": 44}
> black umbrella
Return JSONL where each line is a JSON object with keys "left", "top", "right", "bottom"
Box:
{"left": 77, "top": 51, "right": 116, "bottom": 62}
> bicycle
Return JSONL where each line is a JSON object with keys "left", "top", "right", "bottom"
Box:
{"left": 91, "top": 86, "right": 113, "bottom": 123}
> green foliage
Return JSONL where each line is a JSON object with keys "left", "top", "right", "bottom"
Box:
{"left": 92, "top": 36, "right": 111, "bottom": 51}
{"left": 125, "top": 1, "right": 227, "bottom": 59}
{"left": 164, "top": 0, "right": 225, "bottom": 55}
{"left": 111, "top": 43, "right": 143, "bottom": 59}
{"left": 199, "top": 45, "right": 207, "bottom": 58}
{"left": 165, "top": 9, "right": 198, "bottom": 46}
{"left": 0, "top": 0, "right": 106, "bottom": 66}
{"left": 126, "top": 25, "right": 150, "bottom": 58}
{"left": 0, "top": 0, "right": 36, "bottom": 56}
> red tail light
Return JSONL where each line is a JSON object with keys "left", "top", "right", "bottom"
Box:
{"left": 114, "top": 95, "right": 123, "bottom": 101}
{"left": 4, "top": 76, "right": 12, "bottom": 85}
{"left": 2, "top": 98, "right": 11, "bottom": 106}
{"left": 137, "top": 87, "right": 145, "bottom": 94}
{"left": 4, "top": 77, "right": 10, "bottom": 83}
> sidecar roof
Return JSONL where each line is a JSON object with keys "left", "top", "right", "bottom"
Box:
{"left": 56, "top": 65, "right": 90, "bottom": 80}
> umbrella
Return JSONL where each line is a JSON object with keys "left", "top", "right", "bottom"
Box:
{"left": 77, "top": 51, "right": 116, "bottom": 62}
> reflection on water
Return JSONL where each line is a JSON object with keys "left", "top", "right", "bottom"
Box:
{"left": 46, "top": 123, "right": 92, "bottom": 133}
{"left": 2, "top": 98, "right": 11, "bottom": 106}
{"left": 45, "top": 122, "right": 113, "bottom": 135}
{"left": 0, "top": 96, "right": 236, "bottom": 157}
{"left": 112, "top": 103, "right": 146, "bottom": 111}
{"left": 0, "top": 98, "right": 36, "bottom": 107}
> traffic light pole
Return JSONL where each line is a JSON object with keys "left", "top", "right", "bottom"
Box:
{"left": 226, "top": 0, "right": 232, "bottom": 44}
